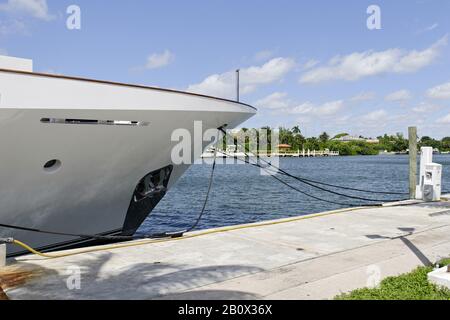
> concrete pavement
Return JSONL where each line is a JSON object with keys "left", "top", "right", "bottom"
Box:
{"left": 1, "top": 198, "right": 450, "bottom": 300}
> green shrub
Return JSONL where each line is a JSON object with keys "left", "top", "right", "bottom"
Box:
{"left": 336, "top": 261, "right": 450, "bottom": 300}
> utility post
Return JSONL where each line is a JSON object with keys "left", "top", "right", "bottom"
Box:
{"left": 409, "top": 127, "right": 418, "bottom": 199}
{"left": 0, "top": 243, "right": 6, "bottom": 267}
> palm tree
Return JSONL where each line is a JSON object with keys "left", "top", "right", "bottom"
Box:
{"left": 292, "top": 126, "right": 301, "bottom": 135}
{"left": 319, "top": 132, "right": 330, "bottom": 143}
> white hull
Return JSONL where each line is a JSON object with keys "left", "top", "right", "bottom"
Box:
{"left": 0, "top": 68, "right": 255, "bottom": 256}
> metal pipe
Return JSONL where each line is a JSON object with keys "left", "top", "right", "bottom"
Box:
{"left": 236, "top": 69, "right": 240, "bottom": 102}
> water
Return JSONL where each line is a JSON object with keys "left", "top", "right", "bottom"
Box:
{"left": 138, "top": 155, "right": 450, "bottom": 234}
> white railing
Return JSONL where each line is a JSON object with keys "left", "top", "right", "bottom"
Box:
{"left": 273, "top": 149, "right": 340, "bottom": 157}
{"left": 202, "top": 148, "right": 340, "bottom": 158}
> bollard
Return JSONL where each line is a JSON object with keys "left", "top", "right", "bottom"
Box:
{"left": 0, "top": 244, "right": 6, "bottom": 268}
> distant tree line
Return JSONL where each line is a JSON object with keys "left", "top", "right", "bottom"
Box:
{"left": 230, "top": 127, "right": 450, "bottom": 156}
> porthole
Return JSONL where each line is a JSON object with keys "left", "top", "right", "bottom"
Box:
{"left": 43, "top": 159, "right": 62, "bottom": 173}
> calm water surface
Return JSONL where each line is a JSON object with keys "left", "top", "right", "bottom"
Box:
{"left": 138, "top": 155, "right": 450, "bottom": 234}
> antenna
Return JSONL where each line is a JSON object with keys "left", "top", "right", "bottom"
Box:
{"left": 236, "top": 69, "right": 240, "bottom": 102}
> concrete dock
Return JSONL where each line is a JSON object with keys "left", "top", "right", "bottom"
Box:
{"left": 1, "top": 197, "right": 450, "bottom": 300}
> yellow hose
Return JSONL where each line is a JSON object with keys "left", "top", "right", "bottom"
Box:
{"left": 12, "top": 206, "right": 369, "bottom": 259}
{"left": 13, "top": 240, "right": 58, "bottom": 258}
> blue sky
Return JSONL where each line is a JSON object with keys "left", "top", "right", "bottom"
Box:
{"left": 0, "top": 0, "right": 449, "bottom": 138}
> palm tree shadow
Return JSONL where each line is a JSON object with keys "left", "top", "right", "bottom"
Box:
{"left": 3, "top": 252, "right": 264, "bottom": 300}
{"left": 365, "top": 227, "right": 432, "bottom": 266}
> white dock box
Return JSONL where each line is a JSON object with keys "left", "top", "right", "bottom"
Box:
{"left": 423, "top": 163, "right": 442, "bottom": 202}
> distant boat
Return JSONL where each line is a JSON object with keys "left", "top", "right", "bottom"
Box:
{"left": 379, "top": 150, "right": 396, "bottom": 155}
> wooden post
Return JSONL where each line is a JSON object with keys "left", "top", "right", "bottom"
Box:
{"left": 0, "top": 244, "right": 5, "bottom": 267}
{"left": 409, "top": 127, "right": 417, "bottom": 199}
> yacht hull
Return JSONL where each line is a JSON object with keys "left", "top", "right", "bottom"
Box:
{"left": 0, "top": 70, "right": 255, "bottom": 256}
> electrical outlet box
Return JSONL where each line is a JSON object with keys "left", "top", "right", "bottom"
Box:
{"left": 423, "top": 163, "right": 442, "bottom": 202}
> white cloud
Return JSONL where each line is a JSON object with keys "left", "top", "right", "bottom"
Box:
{"left": 314, "top": 100, "right": 344, "bottom": 116}
{"left": 0, "top": 19, "right": 26, "bottom": 35}
{"left": 288, "top": 100, "right": 344, "bottom": 116}
{"left": 289, "top": 102, "right": 314, "bottom": 114}
{"left": 256, "top": 92, "right": 348, "bottom": 118}
{"left": 426, "top": 23, "right": 438, "bottom": 31}
{"left": 254, "top": 92, "right": 290, "bottom": 109}
{"left": 412, "top": 102, "right": 440, "bottom": 113}
{"left": 385, "top": 89, "right": 412, "bottom": 102}
{"left": 350, "top": 91, "right": 376, "bottom": 102}
{"left": 300, "top": 36, "right": 447, "bottom": 84}
{"left": 361, "top": 109, "right": 388, "bottom": 122}
{"left": 242, "top": 58, "right": 295, "bottom": 85}
{"left": 254, "top": 50, "right": 274, "bottom": 62}
{"left": 145, "top": 50, "right": 175, "bottom": 69}
{"left": 418, "top": 23, "right": 439, "bottom": 34}
{"left": 303, "top": 59, "right": 319, "bottom": 70}
{"left": 0, "top": 0, "right": 54, "bottom": 21}
{"left": 187, "top": 57, "right": 296, "bottom": 99}
{"left": 437, "top": 113, "right": 450, "bottom": 124}
{"left": 427, "top": 82, "right": 450, "bottom": 100}
{"left": 0, "top": 48, "right": 8, "bottom": 55}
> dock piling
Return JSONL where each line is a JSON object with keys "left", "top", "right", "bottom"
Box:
{"left": 409, "top": 127, "right": 418, "bottom": 199}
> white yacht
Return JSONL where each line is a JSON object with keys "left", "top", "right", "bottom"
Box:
{"left": 0, "top": 55, "right": 256, "bottom": 256}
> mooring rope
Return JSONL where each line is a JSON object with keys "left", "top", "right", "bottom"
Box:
{"left": 218, "top": 128, "right": 409, "bottom": 204}
{"left": 1, "top": 128, "right": 445, "bottom": 258}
